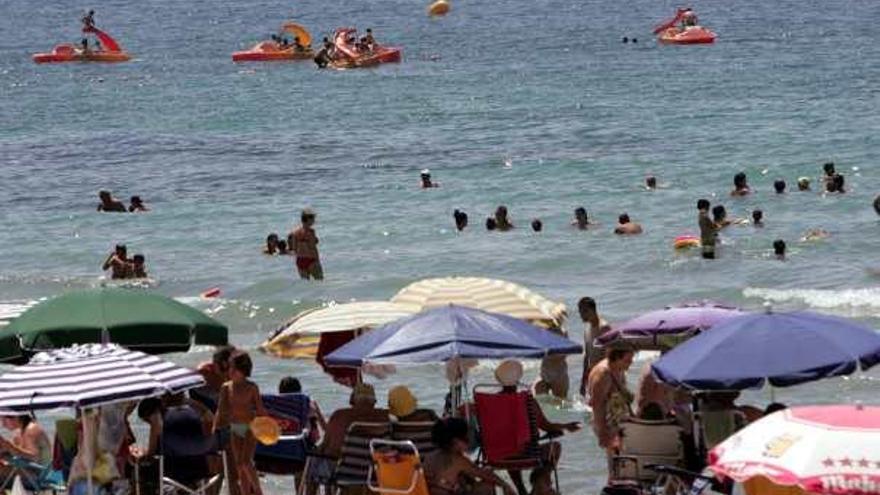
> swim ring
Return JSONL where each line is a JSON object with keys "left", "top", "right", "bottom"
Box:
{"left": 673, "top": 235, "right": 701, "bottom": 250}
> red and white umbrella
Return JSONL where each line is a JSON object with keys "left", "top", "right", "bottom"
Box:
{"left": 709, "top": 405, "right": 880, "bottom": 495}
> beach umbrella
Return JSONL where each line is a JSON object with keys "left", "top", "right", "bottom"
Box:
{"left": 0, "top": 343, "right": 204, "bottom": 412}
{"left": 0, "top": 288, "right": 228, "bottom": 363}
{"left": 324, "top": 304, "right": 582, "bottom": 367}
{"left": 709, "top": 405, "right": 880, "bottom": 495}
{"left": 652, "top": 310, "right": 880, "bottom": 390}
{"left": 391, "top": 277, "right": 566, "bottom": 327}
{"left": 596, "top": 301, "right": 745, "bottom": 351}
{"left": 260, "top": 301, "right": 419, "bottom": 359}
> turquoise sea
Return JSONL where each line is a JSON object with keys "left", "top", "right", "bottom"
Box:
{"left": 1, "top": 0, "right": 879, "bottom": 492}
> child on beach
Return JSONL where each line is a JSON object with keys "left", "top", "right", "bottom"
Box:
{"left": 214, "top": 352, "right": 266, "bottom": 495}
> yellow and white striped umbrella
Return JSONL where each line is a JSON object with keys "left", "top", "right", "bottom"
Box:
{"left": 261, "top": 301, "right": 419, "bottom": 359}
{"left": 390, "top": 277, "right": 567, "bottom": 327}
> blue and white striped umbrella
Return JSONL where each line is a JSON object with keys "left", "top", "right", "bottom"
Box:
{"left": 0, "top": 343, "right": 205, "bottom": 412}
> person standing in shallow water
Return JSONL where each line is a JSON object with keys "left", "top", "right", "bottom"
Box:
{"left": 698, "top": 199, "right": 718, "bottom": 259}
{"left": 289, "top": 209, "right": 323, "bottom": 280}
{"left": 494, "top": 206, "right": 513, "bottom": 231}
{"left": 578, "top": 297, "right": 611, "bottom": 398}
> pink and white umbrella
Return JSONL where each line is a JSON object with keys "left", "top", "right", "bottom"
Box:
{"left": 709, "top": 405, "right": 880, "bottom": 495}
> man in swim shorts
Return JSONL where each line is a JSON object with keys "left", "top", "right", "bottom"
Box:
{"left": 698, "top": 199, "right": 717, "bottom": 259}
{"left": 578, "top": 297, "right": 611, "bottom": 398}
{"left": 290, "top": 208, "right": 323, "bottom": 280}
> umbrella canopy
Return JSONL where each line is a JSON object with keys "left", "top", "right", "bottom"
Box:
{"left": 391, "top": 277, "right": 566, "bottom": 327}
{"left": 281, "top": 22, "right": 312, "bottom": 46}
{"left": 325, "top": 304, "right": 582, "bottom": 367}
{"left": 0, "top": 343, "right": 204, "bottom": 412}
{"left": 597, "top": 301, "right": 745, "bottom": 350}
{"left": 709, "top": 405, "right": 880, "bottom": 495}
{"left": 0, "top": 288, "right": 228, "bottom": 363}
{"left": 652, "top": 311, "right": 880, "bottom": 390}
{"left": 260, "top": 301, "right": 419, "bottom": 359}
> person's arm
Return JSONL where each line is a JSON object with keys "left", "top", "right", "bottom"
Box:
{"left": 102, "top": 253, "right": 115, "bottom": 271}
{"left": 312, "top": 401, "right": 328, "bottom": 432}
{"left": 253, "top": 383, "right": 267, "bottom": 417}
{"left": 591, "top": 373, "right": 613, "bottom": 447}
{"left": 213, "top": 383, "right": 230, "bottom": 432}
{"left": 459, "top": 457, "right": 516, "bottom": 495}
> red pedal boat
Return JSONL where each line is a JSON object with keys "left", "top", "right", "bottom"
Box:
{"left": 328, "top": 28, "right": 402, "bottom": 69}
{"left": 654, "top": 9, "right": 716, "bottom": 45}
{"left": 33, "top": 26, "right": 131, "bottom": 63}
{"left": 232, "top": 22, "right": 314, "bottom": 62}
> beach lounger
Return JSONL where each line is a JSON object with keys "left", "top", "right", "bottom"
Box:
{"left": 612, "top": 418, "right": 684, "bottom": 483}
{"left": 367, "top": 439, "right": 429, "bottom": 495}
{"left": 472, "top": 384, "right": 559, "bottom": 492}
{"left": 255, "top": 393, "right": 312, "bottom": 475}
{"left": 299, "top": 421, "right": 392, "bottom": 495}
{"left": 389, "top": 422, "right": 436, "bottom": 457}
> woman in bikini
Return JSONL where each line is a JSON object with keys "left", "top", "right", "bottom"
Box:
{"left": 424, "top": 418, "right": 516, "bottom": 495}
{"left": 214, "top": 352, "right": 266, "bottom": 495}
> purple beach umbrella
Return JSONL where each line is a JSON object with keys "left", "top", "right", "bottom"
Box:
{"left": 596, "top": 301, "right": 746, "bottom": 351}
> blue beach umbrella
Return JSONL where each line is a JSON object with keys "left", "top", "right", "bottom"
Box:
{"left": 324, "top": 304, "right": 582, "bottom": 367}
{"left": 652, "top": 310, "right": 880, "bottom": 390}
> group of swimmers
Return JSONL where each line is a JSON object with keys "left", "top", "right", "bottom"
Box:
{"left": 262, "top": 209, "right": 323, "bottom": 281}
{"left": 102, "top": 244, "right": 149, "bottom": 280}
{"left": 97, "top": 190, "right": 148, "bottom": 213}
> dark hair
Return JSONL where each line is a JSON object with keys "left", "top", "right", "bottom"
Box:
{"left": 734, "top": 172, "right": 747, "bottom": 187}
{"left": 279, "top": 376, "right": 302, "bottom": 394}
{"left": 764, "top": 402, "right": 787, "bottom": 415}
{"left": 752, "top": 209, "right": 763, "bottom": 221}
{"left": 131, "top": 196, "right": 142, "bottom": 204}
{"left": 618, "top": 213, "right": 630, "bottom": 224}
{"left": 277, "top": 240, "right": 287, "bottom": 251}
{"left": 574, "top": 207, "right": 586, "bottom": 216}
{"left": 823, "top": 162, "right": 835, "bottom": 175}
{"left": 267, "top": 233, "right": 279, "bottom": 242}
{"left": 133, "top": 254, "right": 145, "bottom": 263}
{"left": 115, "top": 244, "right": 127, "bottom": 256}
{"left": 697, "top": 199, "right": 710, "bottom": 211}
{"left": 774, "top": 180, "right": 786, "bottom": 193}
{"left": 640, "top": 402, "right": 665, "bottom": 421}
{"left": 495, "top": 205, "right": 508, "bottom": 217}
{"left": 137, "top": 397, "right": 163, "bottom": 421}
{"left": 646, "top": 176, "right": 657, "bottom": 187}
{"left": 577, "top": 297, "right": 596, "bottom": 318}
{"left": 832, "top": 174, "right": 845, "bottom": 192}
{"left": 485, "top": 217, "right": 497, "bottom": 231}
{"left": 431, "top": 418, "right": 468, "bottom": 450}
{"left": 608, "top": 348, "right": 632, "bottom": 362}
{"left": 874, "top": 194, "right": 880, "bottom": 216}
{"left": 231, "top": 351, "right": 253, "bottom": 377}
{"left": 212, "top": 346, "right": 235, "bottom": 367}
{"left": 712, "top": 205, "right": 726, "bottom": 220}
{"left": 773, "top": 239, "right": 786, "bottom": 255}
{"left": 301, "top": 209, "right": 316, "bottom": 223}
{"left": 531, "top": 219, "right": 542, "bottom": 232}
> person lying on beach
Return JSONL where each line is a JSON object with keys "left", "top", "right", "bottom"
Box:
{"left": 97, "top": 190, "right": 126, "bottom": 212}
{"left": 128, "top": 196, "right": 148, "bottom": 212}
{"left": 730, "top": 172, "right": 751, "bottom": 196}
{"left": 214, "top": 352, "right": 266, "bottom": 495}
{"left": 424, "top": 417, "right": 516, "bottom": 495}
{"left": 613, "top": 213, "right": 642, "bottom": 235}
{"left": 103, "top": 244, "right": 129, "bottom": 279}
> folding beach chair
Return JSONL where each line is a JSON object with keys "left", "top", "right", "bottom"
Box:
{"left": 136, "top": 404, "right": 228, "bottom": 495}
{"left": 255, "top": 393, "right": 312, "bottom": 475}
{"left": 612, "top": 418, "right": 685, "bottom": 484}
{"left": 472, "top": 384, "right": 559, "bottom": 492}
{"left": 367, "top": 439, "right": 429, "bottom": 495}
{"left": 390, "top": 422, "right": 436, "bottom": 458}
{"left": 299, "top": 421, "right": 392, "bottom": 495}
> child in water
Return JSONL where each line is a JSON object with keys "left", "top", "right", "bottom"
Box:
{"left": 214, "top": 352, "right": 266, "bottom": 495}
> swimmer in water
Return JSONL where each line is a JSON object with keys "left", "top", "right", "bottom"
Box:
{"left": 712, "top": 205, "right": 732, "bottom": 228}
{"left": 774, "top": 179, "right": 786, "bottom": 194}
{"left": 751, "top": 209, "right": 764, "bottom": 227}
{"left": 130, "top": 254, "right": 147, "bottom": 278}
{"left": 822, "top": 162, "right": 836, "bottom": 188}
{"left": 613, "top": 213, "right": 642, "bottom": 235}
{"left": 97, "top": 190, "right": 126, "bottom": 212}
{"left": 801, "top": 229, "right": 830, "bottom": 242}
{"left": 485, "top": 217, "right": 497, "bottom": 231}
{"left": 494, "top": 206, "right": 513, "bottom": 231}
{"left": 731, "top": 172, "right": 751, "bottom": 197}
{"left": 874, "top": 194, "right": 880, "bottom": 216}
{"left": 420, "top": 169, "right": 438, "bottom": 188}
{"left": 828, "top": 174, "right": 845, "bottom": 193}
{"left": 645, "top": 176, "right": 657, "bottom": 190}
{"left": 773, "top": 239, "right": 786, "bottom": 260}
{"left": 264, "top": 234, "right": 279, "bottom": 255}
{"left": 797, "top": 177, "right": 811, "bottom": 191}
{"left": 276, "top": 240, "right": 289, "bottom": 255}
{"left": 698, "top": 199, "right": 717, "bottom": 259}
{"left": 289, "top": 209, "right": 323, "bottom": 281}
{"left": 128, "top": 196, "right": 148, "bottom": 212}
{"left": 572, "top": 207, "right": 591, "bottom": 230}
{"left": 531, "top": 219, "right": 542, "bottom": 232}
{"left": 453, "top": 210, "right": 468, "bottom": 231}
{"left": 102, "top": 244, "right": 129, "bottom": 280}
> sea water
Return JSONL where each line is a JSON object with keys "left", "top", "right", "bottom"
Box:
{"left": 1, "top": 0, "right": 879, "bottom": 492}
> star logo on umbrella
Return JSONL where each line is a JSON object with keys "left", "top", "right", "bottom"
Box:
{"left": 822, "top": 458, "right": 835, "bottom": 468}
{"left": 839, "top": 458, "right": 853, "bottom": 468}
{"left": 858, "top": 459, "right": 870, "bottom": 468}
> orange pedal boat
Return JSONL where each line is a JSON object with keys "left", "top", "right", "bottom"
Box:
{"left": 232, "top": 22, "right": 314, "bottom": 62}
{"left": 653, "top": 8, "right": 716, "bottom": 45}
{"left": 328, "top": 28, "right": 402, "bottom": 69}
{"left": 33, "top": 26, "right": 131, "bottom": 63}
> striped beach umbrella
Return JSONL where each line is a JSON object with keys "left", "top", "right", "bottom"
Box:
{"left": 0, "top": 343, "right": 204, "bottom": 412}
{"left": 391, "top": 277, "right": 567, "bottom": 327}
{"left": 261, "top": 301, "right": 419, "bottom": 359}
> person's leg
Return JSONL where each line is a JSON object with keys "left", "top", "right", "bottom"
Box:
{"left": 507, "top": 469, "right": 528, "bottom": 495}
{"left": 243, "top": 434, "right": 262, "bottom": 495}
{"left": 311, "top": 261, "right": 324, "bottom": 281}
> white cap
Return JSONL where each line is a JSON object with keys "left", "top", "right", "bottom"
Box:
{"left": 420, "top": 169, "right": 431, "bottom": 176}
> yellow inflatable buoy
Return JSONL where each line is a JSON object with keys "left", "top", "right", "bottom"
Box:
{"left": 428, "top": 0, "right": 451, "bottom": 16}
{"left": 250, "top": 416, "right": 281, "bottom": 445}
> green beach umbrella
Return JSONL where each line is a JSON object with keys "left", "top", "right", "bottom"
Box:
{"left": 0, "top": 288, "right": 228, "bottom": 363}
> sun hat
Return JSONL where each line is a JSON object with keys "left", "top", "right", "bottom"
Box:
{"left": 494, "top": 359, "right": 524, "bottom": 387}
{"left": 420, "top": 169, "right": 431, "bottom": 176}
{"left": 388, "top": 385, "right": 417, "bottom": 418}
